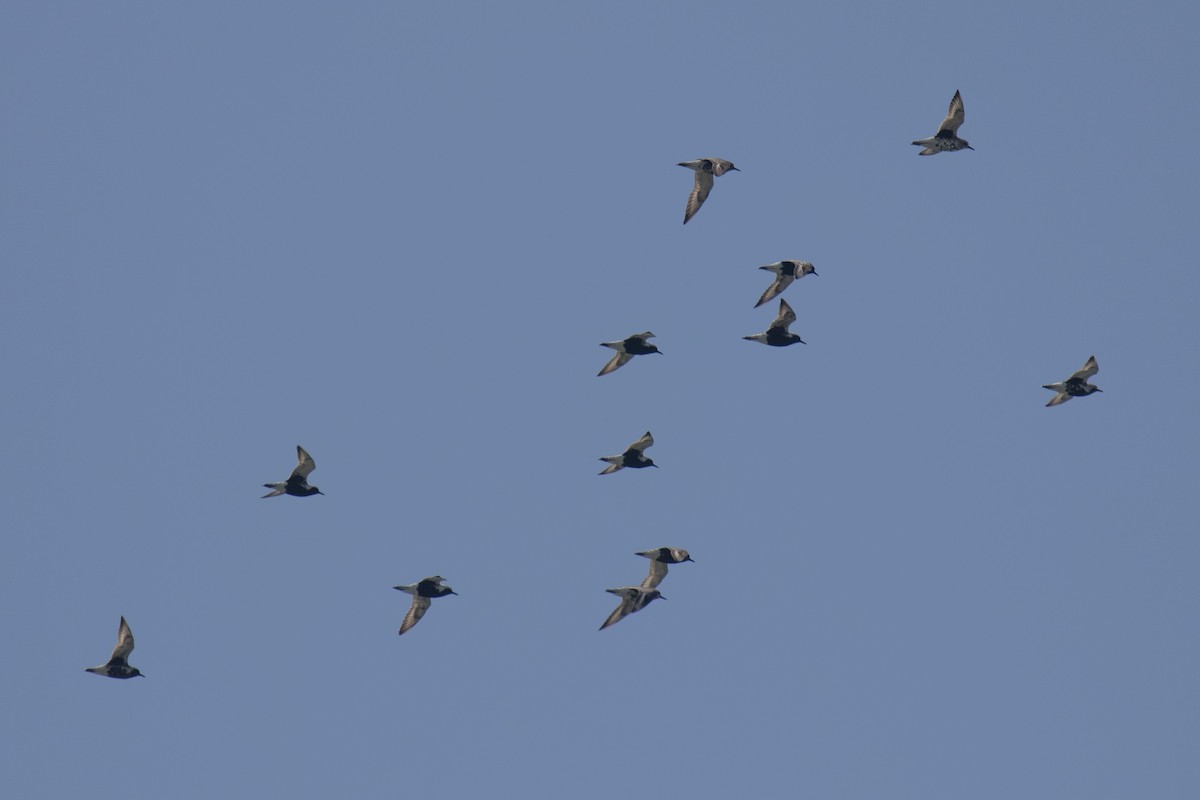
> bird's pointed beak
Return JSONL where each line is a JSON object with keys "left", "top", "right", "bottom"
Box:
{"left": 1095, "top": 388, "right": 1103, "bottom": 392}
{"left": 686, "top": 557, "right": 695, "bottom": 563}
{"left": 654, "top": 350, "right": 664, "bottom": 355}
{"left": 651, "top": 464, "right": 660, "bottom": 468}
{"left": 137, "top": 672, "right": 146, "bottom": 678}
{"left": 811, "top": 271, "right": 819, "bottom": 276}
{"left": 676, "top": 162, "right": 689, "bottom": 167}
{"left": 966, "top": 145, "right": 975, "bottom": 150}
{"left": 730, "top": 166, "right": 740, "bottom": 171}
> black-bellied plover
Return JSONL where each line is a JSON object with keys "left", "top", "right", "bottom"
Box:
{"left": 743, "top": 298, "right": 805, "bottom": 347}
{"left": 912, "top": 90, "right": 974, "bottom": 155}
{"left": 677, "top": 158, "right": 738, "bottom": 224}
{"left": 598, "top": 332, "right": 662, "bottom": 376}
{"left": 636, "top": 547, "right": 694, "bottom": 589}
{"left": 262, "top": 445, "right": 324, "bottom": 498}
{"left": 755, "top": 260, "right": 817, "bottom": 308}
{"left": 598, "top": 586, "right": 665, "bottom": 631}
{"left": 85, "top": 616, "right": 144, "bottom": 679}
{"left": 1043, "top": 356, "right": 1102, "bottom": 407}
{"left": 394, "top": 576, "right": 458, "bottom": 636}
{"left": 599, "top": 431, "right": 657, "bottom": 474}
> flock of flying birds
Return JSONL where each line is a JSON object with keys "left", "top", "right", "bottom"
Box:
{"left": 84, "top": 90, "right": 1105, "bottom": 678}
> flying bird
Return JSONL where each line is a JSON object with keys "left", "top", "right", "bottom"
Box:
{"left": 1042, "top": 356, "right": 1102, "bottom": 407}
{"left": 393, "top": 576, "right": 458, "bottom": 636}
{"left": 755, "top": 260, "right": 817, "bottom": 308}
{"left": 85, "top": 616, "right": 144, "bottom": 679}
{"left": 636, "top": 547, "right": 694, "bottom": 589}
{"left": 598, "top": 586, "right": 665, "bottom": 631}
{"left": 262, "top": 445, "right": 324, "bottom": 498}
{"left": 598, "top": 332, "right": 662, "bottom": 376}
{"left": 743, "top": 298, "right": 805, "bottom": 347}
{"left": 599, "top": 431, "right": 657, "bottom": 474}
{"left": 677, "top": 158, "right": 739, "bottom": 224}
{"left": 912, "top": 90, "right": 974, "bottom": 155}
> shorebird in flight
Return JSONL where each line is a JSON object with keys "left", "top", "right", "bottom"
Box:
{"left": 912, "top": 90, "right": 974, "bottom": 155}
{"left": 394, "top": 576, "right": 458, "bottom": 636}
{"left": 743, "top": 298, "right": 805, "bottom": 347}
{"left": 262, "top": 445, "right": 324, "bottom": 498}
{"left": 636, "top": 547, "right": 694, "bottom": 589}
{"left": 85, "top": 616, "right": 144, "bottom": 679}
{"left": 755, "top": 260, "right": 817, "bottom": 308}
{"left": 677, "top": 158, "right": 739, "bottom": 224}
{"left": 598, "top": 586, "right": 665, "bottom": 630}
{"left": 598, "top": 332, "right": 661, "bottom": 376}
{"left": 599, "top": 431, "right": 657, "bottom": 474}
{"left": 1042, "top": 356, "right": 1102, "bottom": 407}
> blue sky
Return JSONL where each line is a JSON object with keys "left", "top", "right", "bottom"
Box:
{"left": 3, "top": 2, "right": 1199, "bottom": 797}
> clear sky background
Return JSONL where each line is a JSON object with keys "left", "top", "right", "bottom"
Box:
{"left": 3, "top": 2, "right": 1198, "bottom": 797}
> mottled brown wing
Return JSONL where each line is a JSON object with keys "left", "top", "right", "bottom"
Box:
{"left": 938, "top": 90, "right": 966, "bottom": 135}
{"left": 598, "top": 352, "right": 633, "bottom": 377}
{"left": 684, "top": 170, "right": 714, "bottom": 224}
{"left": 599, "top": 595, "right": 636, "bottom": 630}
{"left": 769, "top": 298, "right": 797, "bottom": 332}
{"left": 755, "top": 274, "right": 790, "bottom": 308}
{"left": 627, "top": 432, "right": 654, "bottom": 453}
{"left": 292, "top": 446, "right": 317, "bottom": 480}
{"left": 1070, "top": 356, "right": 1099, "bottom": 382}
{"left": 110, "top": 616, "right": 135, "bottom": 663}
{"left": 1045, "top": 392, "right": 1073, "bottom": 407}
{"left": 399, "top": 596, "right": 431, "bottom": 635}
{"left": 641, "top": 560, "right": 668, "bottom": 590}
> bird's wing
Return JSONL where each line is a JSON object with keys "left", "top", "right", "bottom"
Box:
{"left": 399, "top": 596, "right": 432, "bottom": 635}
{"left": 684, "top": 170, "right": 714, "bottom": 224}
{"left": 599, "top": 593, "right": 637, "bottom": 630}
{"left": 1070, "top": 356, "right": 1099, "bottom": 382}
{"left": 1045, "top": 392, "right": 1073, "bottom": 407}
{"left": 109, "top": 616, "right": 135, "bottom": 664}
{"left": 627, "top": 431, "right": 654, "bottom": 453}
{"left": 641, "top": 560, "right": 668, "bottom": 590}
{"left": 755, "top": 274, "right": 791, "bottom": 308}
{"left": 598, "top": 351, "right": 633, "bottom": 377}
{"left": 292, "top": 446, "right": 317, "bottom": 480}
{"left": 937, "top": 90, "right": 966, "bottom": 135}
{"left": 769, "top": 298, "right": 797, "bottom": 332}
